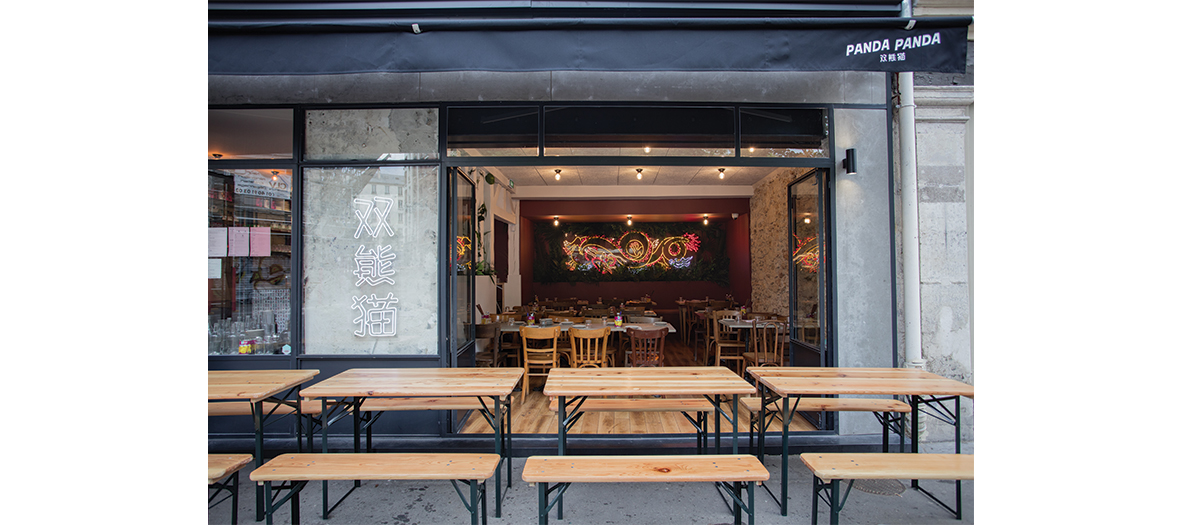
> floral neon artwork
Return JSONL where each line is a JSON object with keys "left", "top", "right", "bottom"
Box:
{"left": 561, "top": 231, "right": 701, "bottom": 274}
{"left": 455, "top": 236, "right": 472, "bottom": 271}
{"left": 792, "top": 234, "right": 820, "bottom": 273}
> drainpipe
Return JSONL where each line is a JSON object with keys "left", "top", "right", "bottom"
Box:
{"left": 898, "top": 1, "right": 924, "bottom": 372}
{"left": 899, "top": 0, "right": 926, "bottom": 441}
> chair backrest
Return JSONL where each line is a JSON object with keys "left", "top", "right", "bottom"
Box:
{"left": 569, "top": 326, "right": 611, "bottom": 368}
{"left": 627, "top": 315, "right": 659, "bottom": 324}
{"left": 520, "top": 326, "right": 560, "bottom": 367}
{"left": 622, "top": 307, "right": 645, "bottom": 316}
{"left": 627, "top": 327, "right": 669, "bottom": 367}
{"left": 583, "top": 308, "right": 611, "bottom": 318}
{"left": 551, "top": 316, "right": 584, "bottom": 324}
{"left": 709, "top": 299, "right": 733, "bottom": 310}
{"left": 712, "top": 310, "right": 740, "bottom": 341}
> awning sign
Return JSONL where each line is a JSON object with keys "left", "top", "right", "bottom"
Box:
{"left": 210, "top": 19, "right": 972, "bottom": 75}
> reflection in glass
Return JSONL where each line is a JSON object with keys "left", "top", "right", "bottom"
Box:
{"left": 789, "top": 171, "right": 824, "bottom": 348}
{"left": 302, "top": 166, "right": 440, "bottom": 355}
{"left": 447, "top": 107, "right": 539, "bottom": 157}
{"left": 208, "top": 169, "right": 293, "bottom": 355}
{"left": 740, "top": 108, "right": 828, "bottom": 159}
{"left": 305, "top": 108, "right": 439, "bottom": 161}
{"left": 455, "top": 170, "right": 475, "bottom": 350}
{"left": 208, "top": 109, "right": 293, "bottom": 160}
{"left": 544, "top": 106, "right": 735, "bottom": 157}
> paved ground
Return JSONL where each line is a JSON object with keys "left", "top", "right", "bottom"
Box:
{"left": 208, "top": 442, "right": 972, "bottom": 525}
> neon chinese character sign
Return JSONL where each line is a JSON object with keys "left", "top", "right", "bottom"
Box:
{"left": 351, "top": 196, "right": 399, "bottom": 337}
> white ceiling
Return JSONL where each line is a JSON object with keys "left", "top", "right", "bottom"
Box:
{"left": 482, "top": 165, "right": 796, "bottom": 187}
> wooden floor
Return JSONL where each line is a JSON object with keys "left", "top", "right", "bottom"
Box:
{"left": 461, "top": 331, "right": 817, "bottom": 435}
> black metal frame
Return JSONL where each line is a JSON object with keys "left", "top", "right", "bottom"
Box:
{"left": 208, "top": 469, "right": 242, "bottom": 525}
{"left": 535, "top": 478, "right": 758, "bottom": 525}
{"left": 260, "top": 476, "right": 487, "bottom": 525}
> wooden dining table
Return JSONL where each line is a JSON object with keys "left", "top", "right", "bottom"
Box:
{"left": 744, "top": 366, "right": 975, "bottom": 516}
{"left": 208, "top": 369, "right": 320, "bottom": 522}
{"left": 299, "top": 367, "right": 523, "bottom": 519}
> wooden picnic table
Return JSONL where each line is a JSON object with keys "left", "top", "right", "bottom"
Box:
{"left": 208, "top": 369, "right": 319, "bottom": 521}
{"left": 744, "top": 366, "right": 974, "bottom": 515}
{"left": 299, "top": 367, "right": 523, "bottom": 518}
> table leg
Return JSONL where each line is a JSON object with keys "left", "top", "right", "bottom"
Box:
{"left": 557, "top": 395, "right": 566, "bottom": 520}
{"left": 253, "top": 400, "right": 264, "bottom": 522}
{"left": 731, "top": 394, "right": 739, "bottom": 454}
{"left": 321, "top": 397, "right": 329, "bottom": 520}
{"left": 494, "top": 396, "right": 503, "bottom": 518}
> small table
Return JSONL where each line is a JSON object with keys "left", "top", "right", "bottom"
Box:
{"left": 209, "top": 369, "right": 320, "bottom": 522}
{"left": 745, "top": 366, "right": 974, "bottom": 516}
{"left": 300, "top": 367, "right": 523, "bottom": 518}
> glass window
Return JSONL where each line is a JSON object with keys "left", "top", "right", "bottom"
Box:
{"left": 208, "top": 109, "right": 293, "bottom": 160}
{"left": 544, "top": 106, "right": 735, "bottom": 157}
{"left": 302, "top": 166, "right": 440, "bottom": 355}
{"left": 447, "top": 107, "right": 539, "bottom": 157}
{"left": 208, "top": 168, "right": 293, "bottom": 355}
{"left": 305, "top": 108, "right": 439, "bottom": 161}
{"left": 454, "top": 170, "right": 475, "bottom": 350}
{"left": 789, "top": 171, "right": 826, "bottom": 351}
{"left": 740, "top": 108, "right": 828, "bottom": 158}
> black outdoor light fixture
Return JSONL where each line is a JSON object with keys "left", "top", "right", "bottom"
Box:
{"left": 843, "top": 148, "right": 857, "bottom": 175}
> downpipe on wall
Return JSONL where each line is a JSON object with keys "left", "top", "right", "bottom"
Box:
{"left": 898, "top": 0, "right": 926, "bottom": 441}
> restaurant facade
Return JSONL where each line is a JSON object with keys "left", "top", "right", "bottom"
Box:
{"left": 208, "top": 1, "right": 973, "bottom": 453}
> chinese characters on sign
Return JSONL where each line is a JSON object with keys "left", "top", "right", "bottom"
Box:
{"left": 351, "top": 197, "right": 399, "bottom": 337}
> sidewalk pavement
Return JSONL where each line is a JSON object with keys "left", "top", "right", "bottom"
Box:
{"left": 209, "top": 441, "right": 972, "bottom": 525}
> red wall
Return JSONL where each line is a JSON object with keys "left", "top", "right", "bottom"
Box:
{"left": 518, "top": 199, "right": 752, "bottom": 317}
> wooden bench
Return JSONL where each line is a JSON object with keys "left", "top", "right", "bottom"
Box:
{"left": 522, "top": 454, "right": 769, "bottom": 525}
{"left": 801, "top": 453, "right": 973, "bottom": 524}
{"left": 353, "top": 396, "right": 510, "bottom": 464}
{"left": 209, "top": 400, "right": 325, "bottom": 451}
{"left": 209, "top": 454, "right": 253, "bottom": 525}
{"left": 250, "top": 453, "right": 500, "bottom": 525}
{"left": 740, "top": 396, "right": 912, "bottom": 457}
{"left": 548, "top": 397, "right": 716, "bottom": 453}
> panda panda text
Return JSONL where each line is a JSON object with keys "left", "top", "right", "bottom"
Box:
{"left": 846, "top": 32, "right": 942, "bottom": 56}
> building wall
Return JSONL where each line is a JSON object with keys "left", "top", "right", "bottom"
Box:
{"left": 912, "top": 85, "right": 974, "bottom": 441}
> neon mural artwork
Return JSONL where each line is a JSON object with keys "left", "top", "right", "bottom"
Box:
{"left": 792, "top": 234, "right": 820, "bottom": 273}
{"left": 561, "top": 231, "right": 701, "bottom": 274}
{"left": 455, "top": 236, "right": 472, "bottom": 271}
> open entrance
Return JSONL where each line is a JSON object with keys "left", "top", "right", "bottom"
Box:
{"left": 445, "top": 103, "right": 835, "bottom": 441}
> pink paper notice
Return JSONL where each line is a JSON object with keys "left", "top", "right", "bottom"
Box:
{"left": 228, "top": 227, "right": 250, "bottom": 257}
{"left": 250, "top": 227, "right": 272, "bottom": 257}
{"left": 208, "top": 227, "right": 228, "bottom": 257}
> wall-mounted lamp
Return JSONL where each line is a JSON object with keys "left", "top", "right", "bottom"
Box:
{"left": 211, "top": 153, "right": 223, "bottom": 159}
{"left": 553, "top": 216, "right": 560, "bottom": 226}
{"left": 554, "top": 169, "right": 561, "bottom": 181}
{"left": 842, "top": 149, "right": 857, "bottom": 175}
{"left": 635, "top": 168, "right": 643, "bottom": 180}
{"left": 717, "top": 168, "right": 726, "bottom": 180}
{"left": 703, "top": 214, "right": 709, "bottom": 225}
{"left": 626, "top": 215, "right": 632, "bottom": 226}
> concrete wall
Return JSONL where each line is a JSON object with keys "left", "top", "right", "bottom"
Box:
{"left": 210, "top": 71, "right": 888, "bottom": 106}
{"left": 832, "top": 107, "right": 899, "bottom": 435}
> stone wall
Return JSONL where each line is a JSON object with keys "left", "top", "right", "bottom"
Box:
{"left": 912, "top": 85, "right": 974, "bottom": 441}
{"left": 750, "top": 167, "right": 814, "bottom": 316}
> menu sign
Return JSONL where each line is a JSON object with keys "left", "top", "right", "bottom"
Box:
{"left": 234, "top": 171, "right": 292, "bottom": 199}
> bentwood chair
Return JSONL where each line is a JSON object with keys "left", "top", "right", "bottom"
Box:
{"left": 743, "top": 318, "right": 787, "bottom": 369}
{"left": 520, "top": 326, "right": 561, "bottom": 403}
{"left": 711, "top": 310, "right": 747, "bottom": 376}
{"left": 569, "top": 326, "right": 612, "bottom": 368}
{"left": 626, "top": 326, "right": 669, "bottom": 367}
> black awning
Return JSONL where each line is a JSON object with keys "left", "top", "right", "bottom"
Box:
{"left": 209, "top": 17, "right": 972, "bottom": 75}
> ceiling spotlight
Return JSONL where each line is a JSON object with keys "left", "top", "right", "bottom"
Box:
{"left": 718, "top": 168, "right": 726, "bottom": 180}
{"left": 554, "top": 216, "right": 560, "bottom": 226}
{"left": 749, "top": 146, "right": 755, "bottom": 153}
{"left": 703, "top": 214, "right": 709, "bottom": 226}
{"left": 211, "top": 153, "right": 223, "bottom": 159}
{"left": 635, "top": 168, "right": 643, "bottom": 180}
{"left": 644, "top": 146, "right": 651, "bottom": 153}
{"left": 554, "top": 169, "right": 561, "bottom": 181}
{"left": 627, "top": 215, "right": 632, "bottom": 226}
{"left": 271, "top": 170, "right": 279, "bottom": 181}
{"left": 804, "top": 217, "right": 811, "bottom": 224}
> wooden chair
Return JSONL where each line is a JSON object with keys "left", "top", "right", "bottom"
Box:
{"left": 626, "top": 326, "right": 669, "bottom": 367}
{"left": 743, "top": 319, "right": 787, "bottom": 369}
{"left": 626, "top": 315, "right": 659, "bottom": 324}
{"left": 690, "top": 306, "right": 713, "bottom": 363}
{"left": 520, "top": 326, "right": 561, "bottom": 402}
{"left": 551, "top": 316, "right": 585, "bottom": 359}
{"left": 569, "top": 326, "right": 612, "bottom": 368}
{"left": 711, "top": 310, "right": 747, "bottom": 376}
